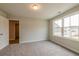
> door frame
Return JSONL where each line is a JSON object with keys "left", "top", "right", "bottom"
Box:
{"left": 9, "top": 20, "right": 19, "bottom": 44}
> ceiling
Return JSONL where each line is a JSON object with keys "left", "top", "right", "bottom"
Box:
{"left": 0, "top": 3, "right": 78, "bottom": 20}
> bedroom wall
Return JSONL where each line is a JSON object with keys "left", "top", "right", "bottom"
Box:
{"left": 20, "top": 19, "right": 48, "bottom": 43}
{"left": 0, "top": 10, "right": 9, "bottom": 49}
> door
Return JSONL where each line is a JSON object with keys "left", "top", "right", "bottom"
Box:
{"left": 9, "top": 20, "right": 19, "bottom": 44}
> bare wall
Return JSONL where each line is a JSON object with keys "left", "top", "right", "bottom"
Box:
{"left": 0, "top": 15, "right": 9, "bottom": 49}
{"left": 20, "top": 19, "right": 48, "bottom": 43}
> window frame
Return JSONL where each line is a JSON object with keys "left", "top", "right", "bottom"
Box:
{"left": 52, "top": 13, "right": 79, "bottom": 41}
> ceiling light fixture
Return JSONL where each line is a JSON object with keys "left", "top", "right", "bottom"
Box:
{"left": 32, "top": 4, "right": 39, "bottom": 10}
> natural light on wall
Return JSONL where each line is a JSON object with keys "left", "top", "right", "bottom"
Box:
{"left": 53, "top": 14, "right": 79, "bottom": 41}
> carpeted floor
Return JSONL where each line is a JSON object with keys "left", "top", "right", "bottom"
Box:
{"left": 0, "top": 40, "right": 78, "bottom": 56}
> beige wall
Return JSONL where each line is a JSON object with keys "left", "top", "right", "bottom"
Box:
{"left": 20, "top": 19, "right": 48, "bottom": 43}
{"left": 49, "top": 5, "right": 79, "bottom": 53}
{"left": 0, "top": 15, "right": 9, "bottom": 49}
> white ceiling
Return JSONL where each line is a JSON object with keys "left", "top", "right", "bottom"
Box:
{"left": 0, "top": 3, "right": 78, "bottom": 20}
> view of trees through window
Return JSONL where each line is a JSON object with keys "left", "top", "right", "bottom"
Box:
{"left": 53, "top": 14, "right": 79, "bottom": 40}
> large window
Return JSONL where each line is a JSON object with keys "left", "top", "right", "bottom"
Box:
{"left": 63, "top": 17, "right": 70, "bottom": 37}
{"left": 53, "top": 14, "right": 79, "bottom": 40}
{"left": 53, "top": 19, "right": 62, "bottom": 36}
{"left": 70, "top": 14, "right": 79, "bottom": 40}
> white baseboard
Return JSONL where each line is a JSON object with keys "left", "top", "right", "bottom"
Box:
{"left": 0, "top": 43, "right": 9, "bottom": 50}
{"left": 20, "top": 39, "right": 47, "bottom": 44}
{"left": 51, "top": 39, "right": 79, "bottom": 54}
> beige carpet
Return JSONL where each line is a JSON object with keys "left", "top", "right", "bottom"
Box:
{"left": 0, "top": 40, "right": 78, "bottom": 56}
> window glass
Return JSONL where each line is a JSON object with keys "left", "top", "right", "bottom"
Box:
{"left": 70, "top": 14, "right": 79, "bottom": 40}
{"left": 52, "top": 13, "right": 79, "bottom": 40}
{"left": 63, "top": 17, "right": 71, "bottom": 37}
{"left": 53, "top": 19, "right": 62, "bottom": 36}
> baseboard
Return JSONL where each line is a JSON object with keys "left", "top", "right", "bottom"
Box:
{"left": 20, "top": 39, "right": 47, "bottom": 44}
{"left": 0, "top": 44, "right": 9, "bottom": 50}
{"left": 50, "top": 39, "right": 79, "bottom": 54}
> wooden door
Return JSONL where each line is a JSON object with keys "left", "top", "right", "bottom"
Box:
{"left": 9, "top": 20, "right": 19, "bottom": 44}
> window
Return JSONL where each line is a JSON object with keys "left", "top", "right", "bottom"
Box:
{"left": 53, "top": 19, "right": 62, "bottom": 36}
{"left": 63, "top": 17, "right": 70, "bottom": 37}
{"left": 53, "top": 13, "right": 79, "bottom": 40}
{"left": 70, "top": 14, "right": 79, "bottom": 40}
